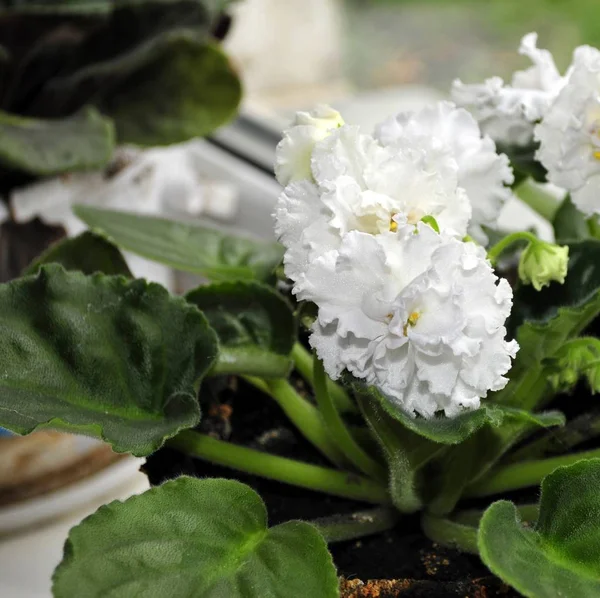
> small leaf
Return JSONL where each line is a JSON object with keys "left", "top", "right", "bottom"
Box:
{"left": 0, "top": 107, "right": 114, "bottom": 175}
{"left": 0, "top": 265, "right": 218, "bottom": 455}
{"left": 74, "top": 205, "right": 284, "bottom": 282}
{"left": 354, "top": 383, "right": 504, "bottom": 445}
{"left": 479, "top": 459, "right": 600, "bottom": 598}
{"left": 24, "top": 231, "right": 132, "bottom": 277}
{"left": 186, "top": 280, "right": 295, "bottom": 378}
{"left": 52, "top": 477, "right": 340, "bottom": 598}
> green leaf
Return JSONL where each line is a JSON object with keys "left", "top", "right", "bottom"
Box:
{"left": 354, "top": 383, "right": 504, "bottom": 445}
{"left": 186, "top": 280, "right": 295, "bottom": 378}
{"left": 95, "top": 35, "right": 241, "bottom": 145}
{"left": 24, "top": 231, "right": 132, "bottom": 277}
{"left": 553, "top": 195, "right": 592, "bottom": 244}
{"left": 358, "top": 394, "right": 442, "bottom": 513}
{"left": 479, "top": 459, "right": 600, "bottom": 598}
{"left": 0, "top": 265, "right": 217, "bottom": 455}
{"left": 0, "top": 107, "right": 114, "bottom": 175}
{"left": 74, "top": 205, "right": 284, "bottom": 282}
{"left": 53, "top": 477, "right": 339, "bottom": 598}
{"left": 499, "top": 240, "right": 600, "bottom": 410}
{"left": 425, "top": 409, "right": 565, "bottom": 516}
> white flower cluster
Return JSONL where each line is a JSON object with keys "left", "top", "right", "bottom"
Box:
{"left": 454, "top": 32, "right": 600, "bottom": 218}
{"left": 274, "top": 105, "right": 518, "bottom": 418}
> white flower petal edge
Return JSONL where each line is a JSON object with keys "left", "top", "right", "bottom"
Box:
{"left": 297, "top": 224, "right": 518, "bottom": 418}
{"left": 535, "top": 45, "right": 600, "bottom": 217}
{"left": 375, "top": 101, "right": 514, "bottom": 244}
{"left": 452, "top": 33, "right": 567, "bottom": 146}
{"left": 274, "top": 105, "right": 344, "bottom": 186}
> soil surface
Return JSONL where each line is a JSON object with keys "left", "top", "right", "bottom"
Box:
{"left": 144, "top": 376, "right": 520, "bottom": 597}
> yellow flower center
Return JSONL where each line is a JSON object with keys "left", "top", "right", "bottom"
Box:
{"left": 403, "top": 311, "right": 421, "bottom": 335}
{"left": 389, "top": 217, "right": 398, "bottom": 232}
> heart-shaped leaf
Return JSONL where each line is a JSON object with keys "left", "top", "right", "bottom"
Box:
{"left": 0, "top": 265, "right": 218, "bottom": 455}
{"left": 24, "top": 231, "right": 132, "bottom": 277}
{"left": 0, "top": 107, "right": 114, "bottom": 175}
{"left": 186, "top": 280, "right": 295, "bottom": 378}
{"left": 74, "top": 205, "right": 284, "bottom": 282}
{"left": 479, "top": 459, "right": 600, "bottom": 598}
{"left": 53, "top": 477, "right": 339, "bottom": 598}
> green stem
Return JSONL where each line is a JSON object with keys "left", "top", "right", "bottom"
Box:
{"left": 465, "top": 447, "right": 600, "bottom": 498}
{"left": 291, "top": 343, "right": 357, "bottom": 414}
{"left": 244, "top": 376, "right": 347, "bottom": 467}
{"left": 209, "top": 353, "right": 292, "bottom": 379}
{"left": 312, "top": 507, "right": 399, "bottom": 543}
{"left": 168, "top": 431, "right": 391, "bottom": 504}
{"left": 421, "top": 513, "right": 479, "bottom": 554}
{"left": 313, "top": 358, "right": 387, "bottom": 481}
{"left": 487, "top": 230, "right": 538, "bottom": 266}
{"left": 515, "top": 179, "right": 561, "bottom": 221}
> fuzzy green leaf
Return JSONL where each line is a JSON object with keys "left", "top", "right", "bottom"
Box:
{"left": 100, "top": 35, "right": 241, "bottom": 145}
{"left": 354, "top": 384, "right": 504, "bottom": 445}
{"left": 0, "top": 265, "right": 217, "bottom": 455}
{"left": 479, "top": 459, "right": 600, "bottom": 598}
{"left": 186, "top": 281, "right": 295, "bottom": 378}
{"left": 53, "top": 477, "right": 339, "bottom": 598}
{"left": 0, "top": 107, "right": 114, "bottom": 175}
{"left": 24, "top": 231, "right": 132, "bottom": 277}
{"left": 74, "top": 205, "right": 284, "bottom": 282}
{"left": 425, "top": 409, "right": 565, "bottom": 516}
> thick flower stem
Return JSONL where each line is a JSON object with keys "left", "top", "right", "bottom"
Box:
{"left": 487, "top": 230, "right": 538, "bottom": 265}
{"left": 464, "top": 447, "right": 600, "bottom": 498}
{"left": 421, "top": 513, "right": 479, "bottom": 554}
{"left": 168, "top": 431, "right": 391, "bottom": 505}
{"left": 244, "top": 376, "right": 348, "bottom": 467}
{"left": 515, "top": 179, "right": 562, "bottom": 222}
{"left": 291, "top": 343, "right": 357, "bottom": 414}
{"left": 313, "top": 357, "right": 387, "bottom": 482}
{"left": 311, "top": 507, "right": 399, "bottom": 543}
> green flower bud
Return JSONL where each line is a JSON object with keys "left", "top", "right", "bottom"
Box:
{"left": 518, "top": 241, "right": 569, "bottom": 291}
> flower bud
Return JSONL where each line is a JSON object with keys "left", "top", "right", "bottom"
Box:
{"left": 518, "top": 240, "right": 569, "bottom": 291}
{"left": 275, "top": 105, "right": 344, "bottom": 186}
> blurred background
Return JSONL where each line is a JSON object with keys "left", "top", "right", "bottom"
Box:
{"left": 225, "top": 0, "right": 597, "bottom": 118}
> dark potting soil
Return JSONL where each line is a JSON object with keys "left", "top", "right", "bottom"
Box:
{"left": 144, "top": 376, "right": 520, "bottom": 597}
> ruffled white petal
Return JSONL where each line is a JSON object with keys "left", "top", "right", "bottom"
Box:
{"left": 452, "top": 33, "right": 567, "bottom": 146}
{"left": 375, "top": 101, "right": 514, "bottom": 243}
{"left": 300, "top": 224, "right": 518, "bottom": 418}
{"left": 535, "top": 45, "right": 600, "bottom": 216}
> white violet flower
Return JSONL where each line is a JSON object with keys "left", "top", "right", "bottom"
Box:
{"left": 274, "top": 122, "right": 472, "bottom": 284}
{"left": 535, "top": 45, "right": 600, "bottom": 217}
{"left": 452, "top": 33, "right": 568, "bottom": 146}
{"left": 375, "top": 101, "right": 514, "bottom": 244}
{"left": 295, "top": 223, "right": 518, "bottom": 418}
{"left": 274, "top": 105, "right": 344, "bottom": 186}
